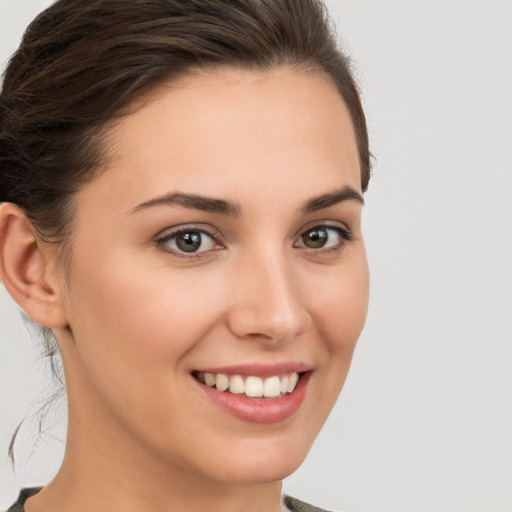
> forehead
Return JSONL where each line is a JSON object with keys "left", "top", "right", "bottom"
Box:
{"left": 80, "top": 67, "right": 361, "bottom": 213}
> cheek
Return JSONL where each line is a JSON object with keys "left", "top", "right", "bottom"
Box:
{"left": 71, "top": 249, "right": 219, "bottom": 347}
{"left": 310, "top": 253, "right": 369, "bottom": 356}
{"left": 64, "top": 248, "right": 225, "bottom": 407}
{"left": 305, "top": 250, "right": 369, "bottom": 415}
{"left": 62, "top": 250, "right": 234, "bottom": 453}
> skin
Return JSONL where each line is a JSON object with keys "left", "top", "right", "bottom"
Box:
{"left": 0, "top": 67, "right": 369, "bottom": 512}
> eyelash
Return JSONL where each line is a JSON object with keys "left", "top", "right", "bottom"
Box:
{"left": 155, "top": 222, "right": 353, "bottom": 259}
{"left": 155, "top": 226, "right": 222, "bottom": 259}
{"left": 294, "top": 223, "right": 353, "bottom": 251}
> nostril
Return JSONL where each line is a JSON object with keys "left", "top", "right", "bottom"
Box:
{"left": 226, "top": 304, "right": 311, "bottom": 344}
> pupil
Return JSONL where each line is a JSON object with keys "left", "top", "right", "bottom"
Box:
{"left": 177, "top": 231, "right": 201, "bottom": 252}
{"left": 303, "top": 228, "right": 327, "bottom": 248}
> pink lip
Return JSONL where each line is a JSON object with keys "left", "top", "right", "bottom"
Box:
{"left": 195, "top": 362, "right": 312, "bottom": 378}
{"left": 193, "top": 369, "right": 312, "bottom": 424}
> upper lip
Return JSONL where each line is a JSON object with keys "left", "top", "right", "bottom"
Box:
{"left": 193, "top": 362, "right": 312, "bottom": 378}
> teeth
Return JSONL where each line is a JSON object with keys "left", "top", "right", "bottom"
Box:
{"left": 229, "top": 375, "right": 245, "bottom": 394}
{"left": 215, "top": 373, "right": 229, "bottom": 392}
{"left": 287, "top": 372, "right": 299, "bottom": 393}
{"left": 245, "top": 376, "right": 263, "bottom": 397}
{"left": 204, "top": 373, "right": 216, "bottom": 386}
{"left": 197, "top": 371, "right": 301, "bottom": 398}
{"left": 263, "top": 376, "right": 281, "bottom": 398}
{"left": 280, "top": 375, "right": 289, "bottom": 394}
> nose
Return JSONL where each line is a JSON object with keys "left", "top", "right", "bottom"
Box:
{"left": 225, "top": 252, "right": 311, "bottom": 345}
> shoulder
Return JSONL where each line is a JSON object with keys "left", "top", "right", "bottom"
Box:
{"left": 7, "top": 489, "right": 334, "bottom": 512}
{"left": 6, "top": 488, "right": 42, "bottom": 512}
{"left": 284, "top": 495, "right": 335, "bottom": 512}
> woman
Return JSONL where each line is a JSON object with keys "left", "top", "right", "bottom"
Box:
{"left": 0, "top": 1, "right": 370, "bottom": 511}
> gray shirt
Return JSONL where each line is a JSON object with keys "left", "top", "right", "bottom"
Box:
{"left": 7, "top": 487, "right": 332, "bottom": 512}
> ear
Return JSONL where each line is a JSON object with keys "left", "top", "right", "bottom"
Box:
{"left": 0, "top": 202, "right": 68, "bottom": 328}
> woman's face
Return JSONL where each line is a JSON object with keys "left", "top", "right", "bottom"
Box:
{"left": 55, "top": 67, "right": 369, "bottom": 485}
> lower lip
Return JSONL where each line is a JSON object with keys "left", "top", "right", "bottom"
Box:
{"left": 195, "top": 372, "right": 311, "bottom": 424}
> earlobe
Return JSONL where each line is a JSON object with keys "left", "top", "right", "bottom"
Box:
{"left": 0, "top": 202, "right": 68, "bottom": 328}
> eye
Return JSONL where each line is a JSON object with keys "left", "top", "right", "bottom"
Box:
{"left": 295, "top": 225, "right": 352, "bottom": 250}
{"left": 157, "top": 228, "right": 219, "bottom": 255}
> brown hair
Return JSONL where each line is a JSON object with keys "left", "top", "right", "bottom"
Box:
{"left": 0, "top": 0, "right": 370, "bottom": 465}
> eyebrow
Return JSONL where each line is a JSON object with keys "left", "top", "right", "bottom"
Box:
{"left": 128, "top": 192, "right": 242, "bottom": 216}
{"left": 300, "top": 186, "right": 364, "bottom": 214}
{"left": 128, "top": 185, "right": 363, "bottom": 217}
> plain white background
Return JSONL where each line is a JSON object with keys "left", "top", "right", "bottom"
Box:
{"left": 1, "top": 1, "right": 511, "bottom": 511}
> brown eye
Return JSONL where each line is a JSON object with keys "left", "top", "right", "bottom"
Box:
{"left": 295, "top": 225, "right": 351, "bottom": 250}
{"left": 301, "top": 228, "right": 329, "bottom": 248}
{"left": 160, "top": 229, "right": 218, "bottom": 254}
{"left": 176, "top": 231, "right": 202, "bottom": 252}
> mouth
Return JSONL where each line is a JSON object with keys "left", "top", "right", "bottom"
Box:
{"left": 192, "top": 371, "right": 301, "bottom": 399}
{"left": 191, "top": 365, "right": 312, "bottom": 424}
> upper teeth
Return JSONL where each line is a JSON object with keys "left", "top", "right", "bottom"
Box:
{"left": 196, "top": 372, "right": 300, "bottom": 398}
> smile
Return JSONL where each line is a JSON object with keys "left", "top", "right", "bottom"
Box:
{"left": 194, "top": 371, "right": 300, "bottom": 398}
{"left": 192, "top": 364, "right": 312, "bottom": 424}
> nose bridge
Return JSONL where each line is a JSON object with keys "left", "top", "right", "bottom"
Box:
{"left": 226, "top": 245, "right": 310, "bottom": 343}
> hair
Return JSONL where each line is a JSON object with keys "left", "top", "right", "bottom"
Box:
{"left": 0, "top": 0, "right": 370, "bottom": 466}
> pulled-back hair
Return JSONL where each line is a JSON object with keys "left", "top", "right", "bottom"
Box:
{"left": 0, "top": 0, "right": 370, "bottom": 243}
{"left": 0, "top": 0, "right": 370, "bottom": 465}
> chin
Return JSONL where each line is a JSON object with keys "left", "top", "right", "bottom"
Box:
{"left": 203, "top": 434, "right": 314, "bottom": 485}
{"left": 217, "top": 456, "right": 306, "bottom": 486}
